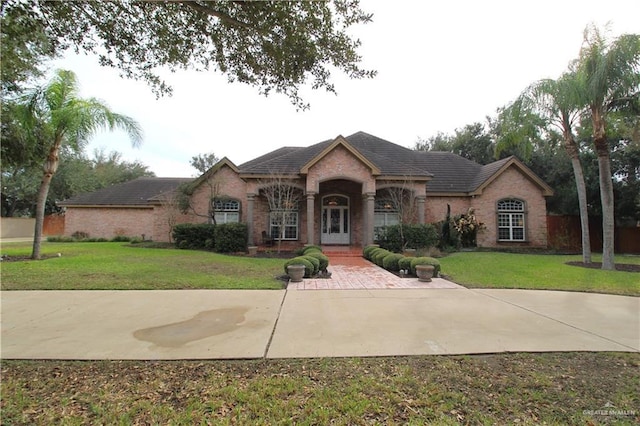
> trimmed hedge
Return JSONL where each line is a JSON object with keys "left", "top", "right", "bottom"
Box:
{"left": 398, "top": 257, "right": 413, "bottom": 272}
{"left": 382, "top": 253, "right": 404, "bottom": 272}
{"left": 409, "top": 256, "right": 441, "bottom": 277}
{"left": 302, "top": 245, "right": 323, "bottom": 255}
{"left": 284, "top": 257, "right": 315, "bottom": 278}
{"left": 303, "top": 255, "right": 321, "bottom": 275}
{"left": 378, "top": 224, "right": 439, "bottom": 253}
{"left": 372, "top": 249, "right": 392, "bottom": 267}
{"left": 173, "top": 222, "right": 248, "bottom": 252}
{"left": 363, "top": 245, "right": 380, "bottom": 260}
{"left": 305, "top": 251, "right": 329, "bottom": 272}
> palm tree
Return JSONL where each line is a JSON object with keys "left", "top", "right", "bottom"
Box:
{"left": 496, "top": 72, "right": 592, "bottom": 264}
{"left": 17, "top": 69, "right": 143, "bottom": 259}
{"left": 576, "top": 26, "right": 640, "bottom": 270}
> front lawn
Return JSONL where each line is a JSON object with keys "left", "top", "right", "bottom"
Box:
{"left": 0, "top": 242, "right": 285, "bottom": 290}
{"left": 439, "top": 251, "right": 640, "bottom": 296}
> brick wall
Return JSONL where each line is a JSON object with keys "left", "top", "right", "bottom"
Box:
{"left": 65, "top": 207, "right": 155, "bottom": 240}
{"left": 471, "top": 167, "right": 548, "bottom": 248}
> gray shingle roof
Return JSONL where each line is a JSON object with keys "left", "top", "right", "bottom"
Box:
{"left": 59, "top": 177, "right": 191, "bottom": 206}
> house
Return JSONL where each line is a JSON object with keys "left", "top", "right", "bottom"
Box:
{"left": 61, "top": 131, "right": 553, "bottom": 248}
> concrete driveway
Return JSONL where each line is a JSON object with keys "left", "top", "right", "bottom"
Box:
{"left": 1, "top": 288, "right": 638, "bottom": 359}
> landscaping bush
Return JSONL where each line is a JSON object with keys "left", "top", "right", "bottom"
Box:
{"left": 302, "top": 245, "right": 323, "bottom": 255}
{"left": 363, "top": 245, "right": 380, "bottom": 260}
{"left": 379, "top": 224, "right": 439, "bottom": 253}
{"left": 409, "top": 256, "right": 441, "bottom": 277}
{"left": 372, "top": 249, "right": 392, "bottom": 267}
{"left": 382, "top": 253, "right": 404, "bottom": 272}
{"left": 367, "top": 247, "right": 385, "bottom": 262}
{"left": 214, "top": 223, "right": 248, "bottom": 253}
{"left": 284, "top": 257, "right": 314, "bottom": 278}
{"left": 398, "top": 257, "right": 412, "bottom": 273}
{"left": 111, "top": 235, "right": 131, "bottom": 242}
{"left": 303, "top": 255, "right": 320, "bottom": 275}
{"left": 173, "top": 223, "right": 216, "bottom": 250}
{"left": 305, "top": 251, "right": 329, "bottom": 272}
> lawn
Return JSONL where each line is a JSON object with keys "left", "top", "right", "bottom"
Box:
{"left": 2, "top": 353, "right": 638, "bottom": 425}
{"left": 439, "top": 251, "right": 640, "bottom": 296}
{"left": 0, "top": 241, "right": 285, "bottom": 290}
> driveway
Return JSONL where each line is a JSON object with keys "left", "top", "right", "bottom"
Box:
{"left": 1, "top": 288, "right": 638, "bottom": 359}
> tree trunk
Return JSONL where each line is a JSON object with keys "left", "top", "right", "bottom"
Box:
{"left": 562, "top": 134, "right": 591, "bottom": 264}
{"left": 31, "top": 138, "right": 61, "bottom": 259}
{"left": 591, "top": 107, "right": 615, "bottom": 270}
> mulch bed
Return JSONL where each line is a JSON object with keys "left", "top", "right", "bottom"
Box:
{"left": 566, "top": 261, "right": 640, "bottom": 272}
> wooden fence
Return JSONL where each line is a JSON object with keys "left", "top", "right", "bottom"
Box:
{"left": 547, "top": 215, "right": 640, "bottom": 254}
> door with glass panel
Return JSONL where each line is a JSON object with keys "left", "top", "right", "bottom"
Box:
{"left": 321, "top": 195, "right": 350, "bottom": 244}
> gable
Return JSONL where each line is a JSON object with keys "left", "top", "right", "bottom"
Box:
{"left": 471, "top": 157, "right": 553, "bottom": 197}
{"left": 300, "top": 135, "right": 381, "bottom": 175}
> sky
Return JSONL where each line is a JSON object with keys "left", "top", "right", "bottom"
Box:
{"left": 51, "top": 0, "right": 639, "bottom": 178}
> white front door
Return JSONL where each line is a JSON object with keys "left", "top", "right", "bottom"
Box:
{"left": 321, "top": 195, "right": 350, "bottom": 244}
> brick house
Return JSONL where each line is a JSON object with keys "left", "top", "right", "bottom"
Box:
{"left": 61, "top": 131, "right": 553, "bottom": 248}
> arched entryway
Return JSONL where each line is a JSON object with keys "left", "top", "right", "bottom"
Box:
{"left": 321, "top": 194, "right": 350, "bottom": 244}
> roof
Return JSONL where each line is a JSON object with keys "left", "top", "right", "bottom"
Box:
{"left": 59, "top": 177, "right": 191, "bottom": 207}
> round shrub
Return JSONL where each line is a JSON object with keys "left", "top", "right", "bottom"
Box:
{"left": 303, "top": 255, "right": 320, "bottom": 276}
{"left": 305, "top": 251, "right": 329, "bottom": 271}
{"left": 363, "top": 245, "right": 380, "bottom": 259}
{"left": 284, "top": 257, "right": 314, "bottom": 278}
{"left": 382, "top": 253, "right": 404, "bottom": 272}
{"left": 409, "top": 256, "right": 441, "bottom": 277}
{"left": 302, "top": 245, "right": 323, "bottom": 255}
{"left": 367, "top": 247, "right": 385, "bottom": 262}
{"left": 372, "top": 249, "right": 392, "bottom": 267}
{"left": 398, "top": 257, "right": 412, "bottom": 273}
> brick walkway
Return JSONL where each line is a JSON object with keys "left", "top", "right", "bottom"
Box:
{"left": 287, "top": 255, "right": 464, "bottom": 290}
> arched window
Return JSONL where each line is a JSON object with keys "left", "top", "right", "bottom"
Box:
{"left": 497, "top": 199, "right": 525, "bottom": 241}
{"left": 213, "top": 198, "right": 240, "bottom": 224}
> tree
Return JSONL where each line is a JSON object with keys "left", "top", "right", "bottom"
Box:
{"left": 2, "top": 0, "right": 376, "bottom": 109}
{"left": 495, "top": 72, "right": 593, "bottom": 264}
{"left": 258, "top": 174, "right": 303, "bottom": 253}
{"left": 576, "top": 25, "right": 640, "bottom": 270}
{"left": 415, "top": 122, "right": 494, "bottom": 165}
{"left": 190, "top": 152, "right": 220, "bottom": 176}
{"left": 16, "top": 69, "right": 142, "bottom": 259}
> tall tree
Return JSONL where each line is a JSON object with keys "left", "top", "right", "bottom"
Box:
{"left": 496, "top": 72, "right": 593, "bottom": 264}
{"left": 1, "top": 0, "right": 376, "bottom": 109}
{"left": 16, "top": 69, "right": 142, "bottom": 259}
{"left": 415, "top": 122, "right": 494, "bottom": 165}
{"left": 576, "top": 25, "right": 640, "bottom": 270}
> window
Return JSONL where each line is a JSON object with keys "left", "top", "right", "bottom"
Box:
{"left": 497, "top": 199, "right": 525, "bottom": 241}
{"left": 213, "top": 199, "right": 240, "bottom": 224}
{"left": 374, "top": 199, "right": 399, "bottom": 241}
{"left": 270, "top": 210, "right": 298, "bottom": 240}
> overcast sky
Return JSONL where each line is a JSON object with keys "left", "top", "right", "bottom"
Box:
{"left": 51, "top": 0, "right": 639, "bottom": 178}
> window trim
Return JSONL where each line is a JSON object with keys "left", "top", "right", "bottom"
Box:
{"left": 496, "top": 198, "right": 526, "bottom": 242}
{"left": 212, "top": 198, "right": 241, "bottom": 224}
{"left": 269, "top": 209, "right": 299, "bottom": 241}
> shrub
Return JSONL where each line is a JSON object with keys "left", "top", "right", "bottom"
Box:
{"left": 303, "top": 255, "right": 320, "bottom": 275}
{"left": 372, "top": 249, "right": 392, "bottom": 267}
{"left": 379, "top": 224, "right": 439, "bottom": 252}
{"left": 302, "top": 245, "right": 323, "bottom": 255}
{"left": 398, "top": 257, "right": 412, "bottom": 273}
{"left": 284, "top": 257, "right": 314, "bottom": 278}
{"left": 46, "top": 235, "right": 74, "bottom": 243}
{"left": 173, "top": 223, "right": 216, "bottom": 250}
{"left": 214, "top": 223, "right": 248, "bottom": 253}
{"left": 409, "top": 256, "right": 441, "bottom": 277}
{"left": 111, "top": 235, "right": 131, "bottom": 242}
{"left": 363, "top": 245, "right": 380, "bottom": 259}
{"left": 305, "top": 251, "right": 329, "bottom": 271}
{"left": 367, "top": 247, "right": 385, "bottom": 261}
{"left": 382, "top": 253, "right": 404, "bottom": 272}
{"left": 71, "top": 231, "right": 90, "bottom": 240}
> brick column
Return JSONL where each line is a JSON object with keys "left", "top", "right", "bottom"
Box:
{"left": 246, "top": 193, "right": 255, "bottom": 246}
{"left": 364, "top": 192, "right": 375, "bottom": 246}
{"left": 416, "top": 196, "right": 426, "bottom": 224}
{"left": 306, "top": 192, "right": 316, "bottom": 245}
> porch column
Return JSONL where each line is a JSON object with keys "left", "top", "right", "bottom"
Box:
{"left": 416, "top": 196, "right": 426, "bottom": 224}
{"left": 306, "top": 192, "right": 316, "bottom": 245}
{"left": 246, "top": 193, "right": 256, "bottom": 246}
{"left": 364, "top": 192, "right": 375, "bottom": 246}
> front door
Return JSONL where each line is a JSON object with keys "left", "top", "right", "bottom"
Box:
{"left": 321, "top": 195, "right": 350, "bottom": 244}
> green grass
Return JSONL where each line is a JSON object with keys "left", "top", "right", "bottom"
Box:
{"left": 0, "top": 242, "right": 285, "bottom": 290}
{"left": 439, "top": 251, "right": 640, "bottom": 296}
